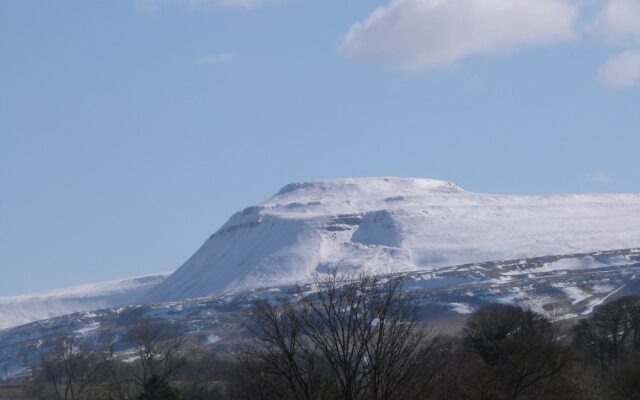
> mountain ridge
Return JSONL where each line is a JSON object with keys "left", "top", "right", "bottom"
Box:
{"left": 0, "top": 273, "right": 171, "bottom": 330}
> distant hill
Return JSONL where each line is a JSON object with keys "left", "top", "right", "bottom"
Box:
{"left": 0, "top": 273, "right": 170, "bottom": 330}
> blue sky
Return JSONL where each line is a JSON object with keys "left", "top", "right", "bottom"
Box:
{"left": 1, "top": 0, "right": 639, "bottom": 296}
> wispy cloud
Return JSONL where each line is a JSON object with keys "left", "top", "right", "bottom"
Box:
{"left": 197, "top": 52, "right": 236, "bottom": 66}
{"left": 582, "top": 171, "right": 614, "bottom": 187}
{"left": 594, "top": 0, "right": 640, "bottom": 89}
{"left": 340, "top": 0, "right": 579, "bottom": 71}
{"left": 598, "top": 50, "right": 640, "bottom": 88}
{"left": 595, "top": 0, "right": 640, "bottom": 45}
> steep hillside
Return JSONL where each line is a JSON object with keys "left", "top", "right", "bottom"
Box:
{"left": 144, "top": 177, "right": 640, "bottom": 302}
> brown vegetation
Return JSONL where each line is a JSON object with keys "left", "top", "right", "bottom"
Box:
{"left": 5, "top": 274, "right": 640, "bottom": 400}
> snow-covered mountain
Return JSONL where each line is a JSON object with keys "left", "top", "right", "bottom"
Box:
{"left": 144, "top": 177, "right": 640, "bottom": 302}
{"left": 0, "top": 273, "right": 170, "bottom": 330}
{"left": 3, "top": 177, "right": 637, "bottom": 330}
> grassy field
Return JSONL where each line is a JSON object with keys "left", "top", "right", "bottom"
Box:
{"left": 0, "top": 384, "right": 27, "bottom": 400}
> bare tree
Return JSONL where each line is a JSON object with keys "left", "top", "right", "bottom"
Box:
{"left": 128, "top": 323, "right": 189, "bottom": 387}
{"left": 98, "top": 322, "right": 189, "bottom": 400}
{"left": 459, "top": 304, "right": 573, "bottom": 400}
{"left": 608, "top": 354, "right": 640, "bottom": 400}
{"left": 32, "top": 333, "right": 102, "bottom": 400}
{"left": 174, "top": 348, "right": 227, "bottom": 399}
{"left": 239, "top": 271, "right": 443, "bottom": 400}
{"left": 573, "top": 295, "right": 640, "bottom": 369}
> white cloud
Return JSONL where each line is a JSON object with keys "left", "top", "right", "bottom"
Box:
{"left": 197, "top": 52, "right": 236, "bottom": 65}
{"left": 582, "top": 171, "right": 613, "bottom": 186}
{"left": 598, "top": 50, "right": 640, "bottom": 87}
{"left": 597, "top": 0, "right": 640, "bottom": 45}
{"left": 341, "top": 0, "right": 579, "bottom": 71}
{"left": 134, "top": 0, "right": 265, "bottom": 12}
{"left": 594, "top": 1, "right": 640, "bottom": 89}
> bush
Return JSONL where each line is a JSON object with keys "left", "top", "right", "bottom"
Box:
{"left": 138, "top": 375, "right": 182, "bottom": 400}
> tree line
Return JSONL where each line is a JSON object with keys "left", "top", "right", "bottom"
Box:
{"left": 8, "top": 273, "right": 640, "bottom": 400}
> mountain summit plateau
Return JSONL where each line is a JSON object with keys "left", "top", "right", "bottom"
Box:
{"left": 143, "top": 177, "right": 640, "bottom": 302}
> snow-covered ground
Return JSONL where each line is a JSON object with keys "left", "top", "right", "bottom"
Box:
{"left": 0, "top": 273, "right": 170, "bottom": 330}
{"left": 1, "top": 248, "right": 638, "bottom": 379}
{"left": 144, "top": 177, "right": 640, "bottom": 302}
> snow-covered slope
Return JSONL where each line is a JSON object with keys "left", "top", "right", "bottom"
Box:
{"left": 3, "top": 248, "right": 639, "bottom": 379}
{"left": 143, "top": 177, "right": 640, "bottom": 303}
{"left": 0, "top": 273, "right": 170, "bottom": 330}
